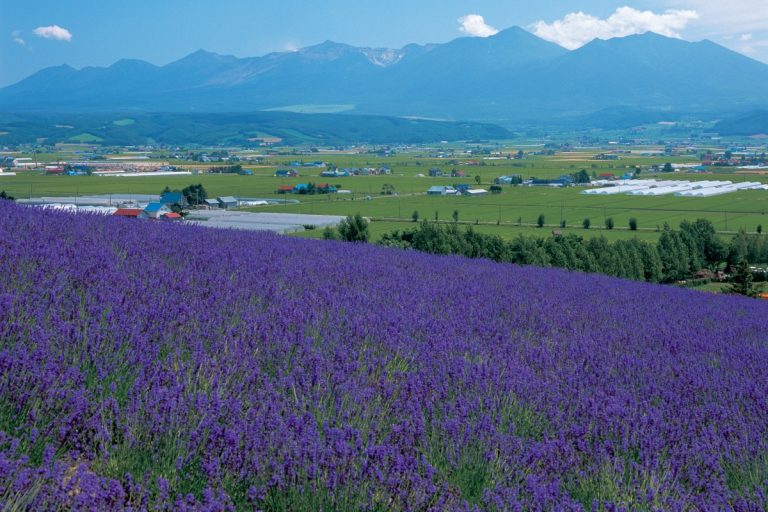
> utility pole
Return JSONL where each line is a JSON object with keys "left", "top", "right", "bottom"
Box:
{"left": 560, "top": 201, "right": 564, "bottom": 226}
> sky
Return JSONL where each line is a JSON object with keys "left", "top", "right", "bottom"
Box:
{"left": 1, "top": 0, "right": 767, "bottom": 87}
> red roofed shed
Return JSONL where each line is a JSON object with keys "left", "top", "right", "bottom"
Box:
{"left": 113, "top": 208, "right": 142, "bottom": 218}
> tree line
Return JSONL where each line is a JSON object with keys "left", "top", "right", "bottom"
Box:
{"left": 365, "top": 218, "right": 767, "bottom": 293}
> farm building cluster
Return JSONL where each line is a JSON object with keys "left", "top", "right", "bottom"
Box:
{"left": 426, "top": 185, "right": 488, "bottom": 196}
{"left": 274, "top": 166, "right": 391, "bottom": 178}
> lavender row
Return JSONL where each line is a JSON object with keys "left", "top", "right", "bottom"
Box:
{"left": 0, "top": 201, "right": 766, "bottom": 511}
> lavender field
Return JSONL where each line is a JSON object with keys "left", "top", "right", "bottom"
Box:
{"left": 1, "top": 201, "right": 767, "bottom": 511}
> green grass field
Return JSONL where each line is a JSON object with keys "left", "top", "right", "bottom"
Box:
{"left": 3, "top": 150, "right": 767, "bottom": 241}
{"left": 292, "top": 219, "right": 669, "bottom": 242}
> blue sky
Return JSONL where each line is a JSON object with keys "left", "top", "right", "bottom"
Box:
{"left": 2, "top": 0, "right": 767, "bottom": 86}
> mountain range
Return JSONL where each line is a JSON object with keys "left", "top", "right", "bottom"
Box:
{"left": 2, "top": 27, "right": 768, "bottom": 127}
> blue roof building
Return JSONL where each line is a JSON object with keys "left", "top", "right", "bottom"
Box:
{"left": 160, "top": 191, "right": 187, "bottom": 206}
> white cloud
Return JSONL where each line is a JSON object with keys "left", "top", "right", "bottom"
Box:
{"left": 666, "top": 1, "right": 768, "bottom": 35}
{"left": 531, "top": 7, "right": 699, "bottom": 50}
{"left": 740, "top": 33, "right": 753, "bottom": 41}
{"left": 11, "top": 30, "right": 25, "bottom": 46}
{"left": 33, "top": 25, "right": 72, "bottom": 42}
{"left": 458, "top": 14, "right": 499, "bottom": 38}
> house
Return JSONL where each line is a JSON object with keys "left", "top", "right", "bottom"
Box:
{"left": 239, "top": 169, "right": 254, "bottom": 175}
{"left": 427, "top": 185, "right": 457, "bottom": 196}
{"left": 204, "top": 198, "right": 220, "bottom": 208}
{"left": 276, "top": 185, "right": 294, "bottom": 194}
{"left": 530, "top": 177, "right": 571, "bottom": 187}
{"left": 454, "top": 184, "right": 472, "bottom": 193}
{"left": 496, "top": 175, "right": 522, "bottom": 185}
{"left": 160, "top": 191, "right": 188, "bottom": 207}
{"left": 275, "top": 169, "right": 298, "bottom": 178}
{"left": 217, "top": 196, "right": 238, "bottom": 209}
{"left": 140, "top": 202, "right": 172, "bottom": 219}
{"left": 161, "top": 212, "right": 182, "bottom": 221}
{"left": 428, "top": 167, "right": 443, "bottom": 177}
{"left": 450, "top": 169, "right": 466, "bottom": 178}
{"left": 464, "top": 189, "right": 488, "bottom": 196}
{"left": 113, "top": 208, "right": 142, "bottom": 218}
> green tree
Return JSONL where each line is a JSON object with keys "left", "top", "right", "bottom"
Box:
{"left": 0, "top": 190, "right": 15, "bottom": 201}
{"left": 337, "top": 214, "right": 369, "bottom": 243}
{"left": 572, "top": 169, "right": 591, "bottom": 184}
{"left": 582, "top": 218, "right": 591, "bottom": 229}
{"left": 411, "top": 210, "right": 419, "bottom": 222}
{"left": 452, "top": 210, "right": 459, "bottom": 223}
{"left": 658, "top": 225, "right": 690, "bottom": 282}
{"left": 586, "top": 236, "right": 620, "bottom": 276}
{"left": 727, "top": 258, "right": 761, "bottom": 297}
{"left": 474, "top": 175, "right": 481, "bottom": 185}
{"left": 758, "top": 224, "right": 763, "bottom": 235}
{"left": 662, "top": 162, "right": 674, "bottom": 173}
{"left": 639, "top": 241, "right": 664, "bottom": 282}
{"left": 322, "top": 226, "right": 339, "bottom": 240}
{"left": 680, "top": 219, "right": 726, "bottom": 270}
{"left": 182, "top": 184, "right": 207, "bottom": 206}
{"left": 537, "top": 214, "right": 545, "bottom": 228}
{"left": 605, "top": 217, "right": 614, "bottom": 230}
{"left": 628, "top": 218, "right": 638, "bottom": 231}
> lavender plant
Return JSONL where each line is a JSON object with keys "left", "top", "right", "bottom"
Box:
{"left": 0, "top": 201, "right": 766, "bottom": 510}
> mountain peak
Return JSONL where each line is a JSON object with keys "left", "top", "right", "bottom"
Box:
{"left": 166, "top": 49, "right": 237, "bottom": 69}
{"left": 1, "top": 27, "right": 767, "bottom": 119}
{"left": 109, "top": 59, "right": 158, "bottom": 71}
{"left": 489, "top": 26, "right": 534, "bottom": 39}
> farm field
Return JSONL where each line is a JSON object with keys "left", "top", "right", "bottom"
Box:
{"left": 253, "top": 187, "right": 768, "bottom": 235}
{"left": 1, "top": 201, "right": 767, "bottom": 510}
{"left": 3, "top": 151, "right": 768, "bottom": 239}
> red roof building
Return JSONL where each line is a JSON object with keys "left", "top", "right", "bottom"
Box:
{"left": 162, "top": 212, "right": 182, "bottom": 220}
{"left": 113, "top": 208, "right": 142, "bottom": 218}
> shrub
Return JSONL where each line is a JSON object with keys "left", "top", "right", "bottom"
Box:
{"left": 338, "top": 214, "right": 369, "bottom": 243}
{"left": 322, "top": 226, "right": 338, "bottom": 240}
